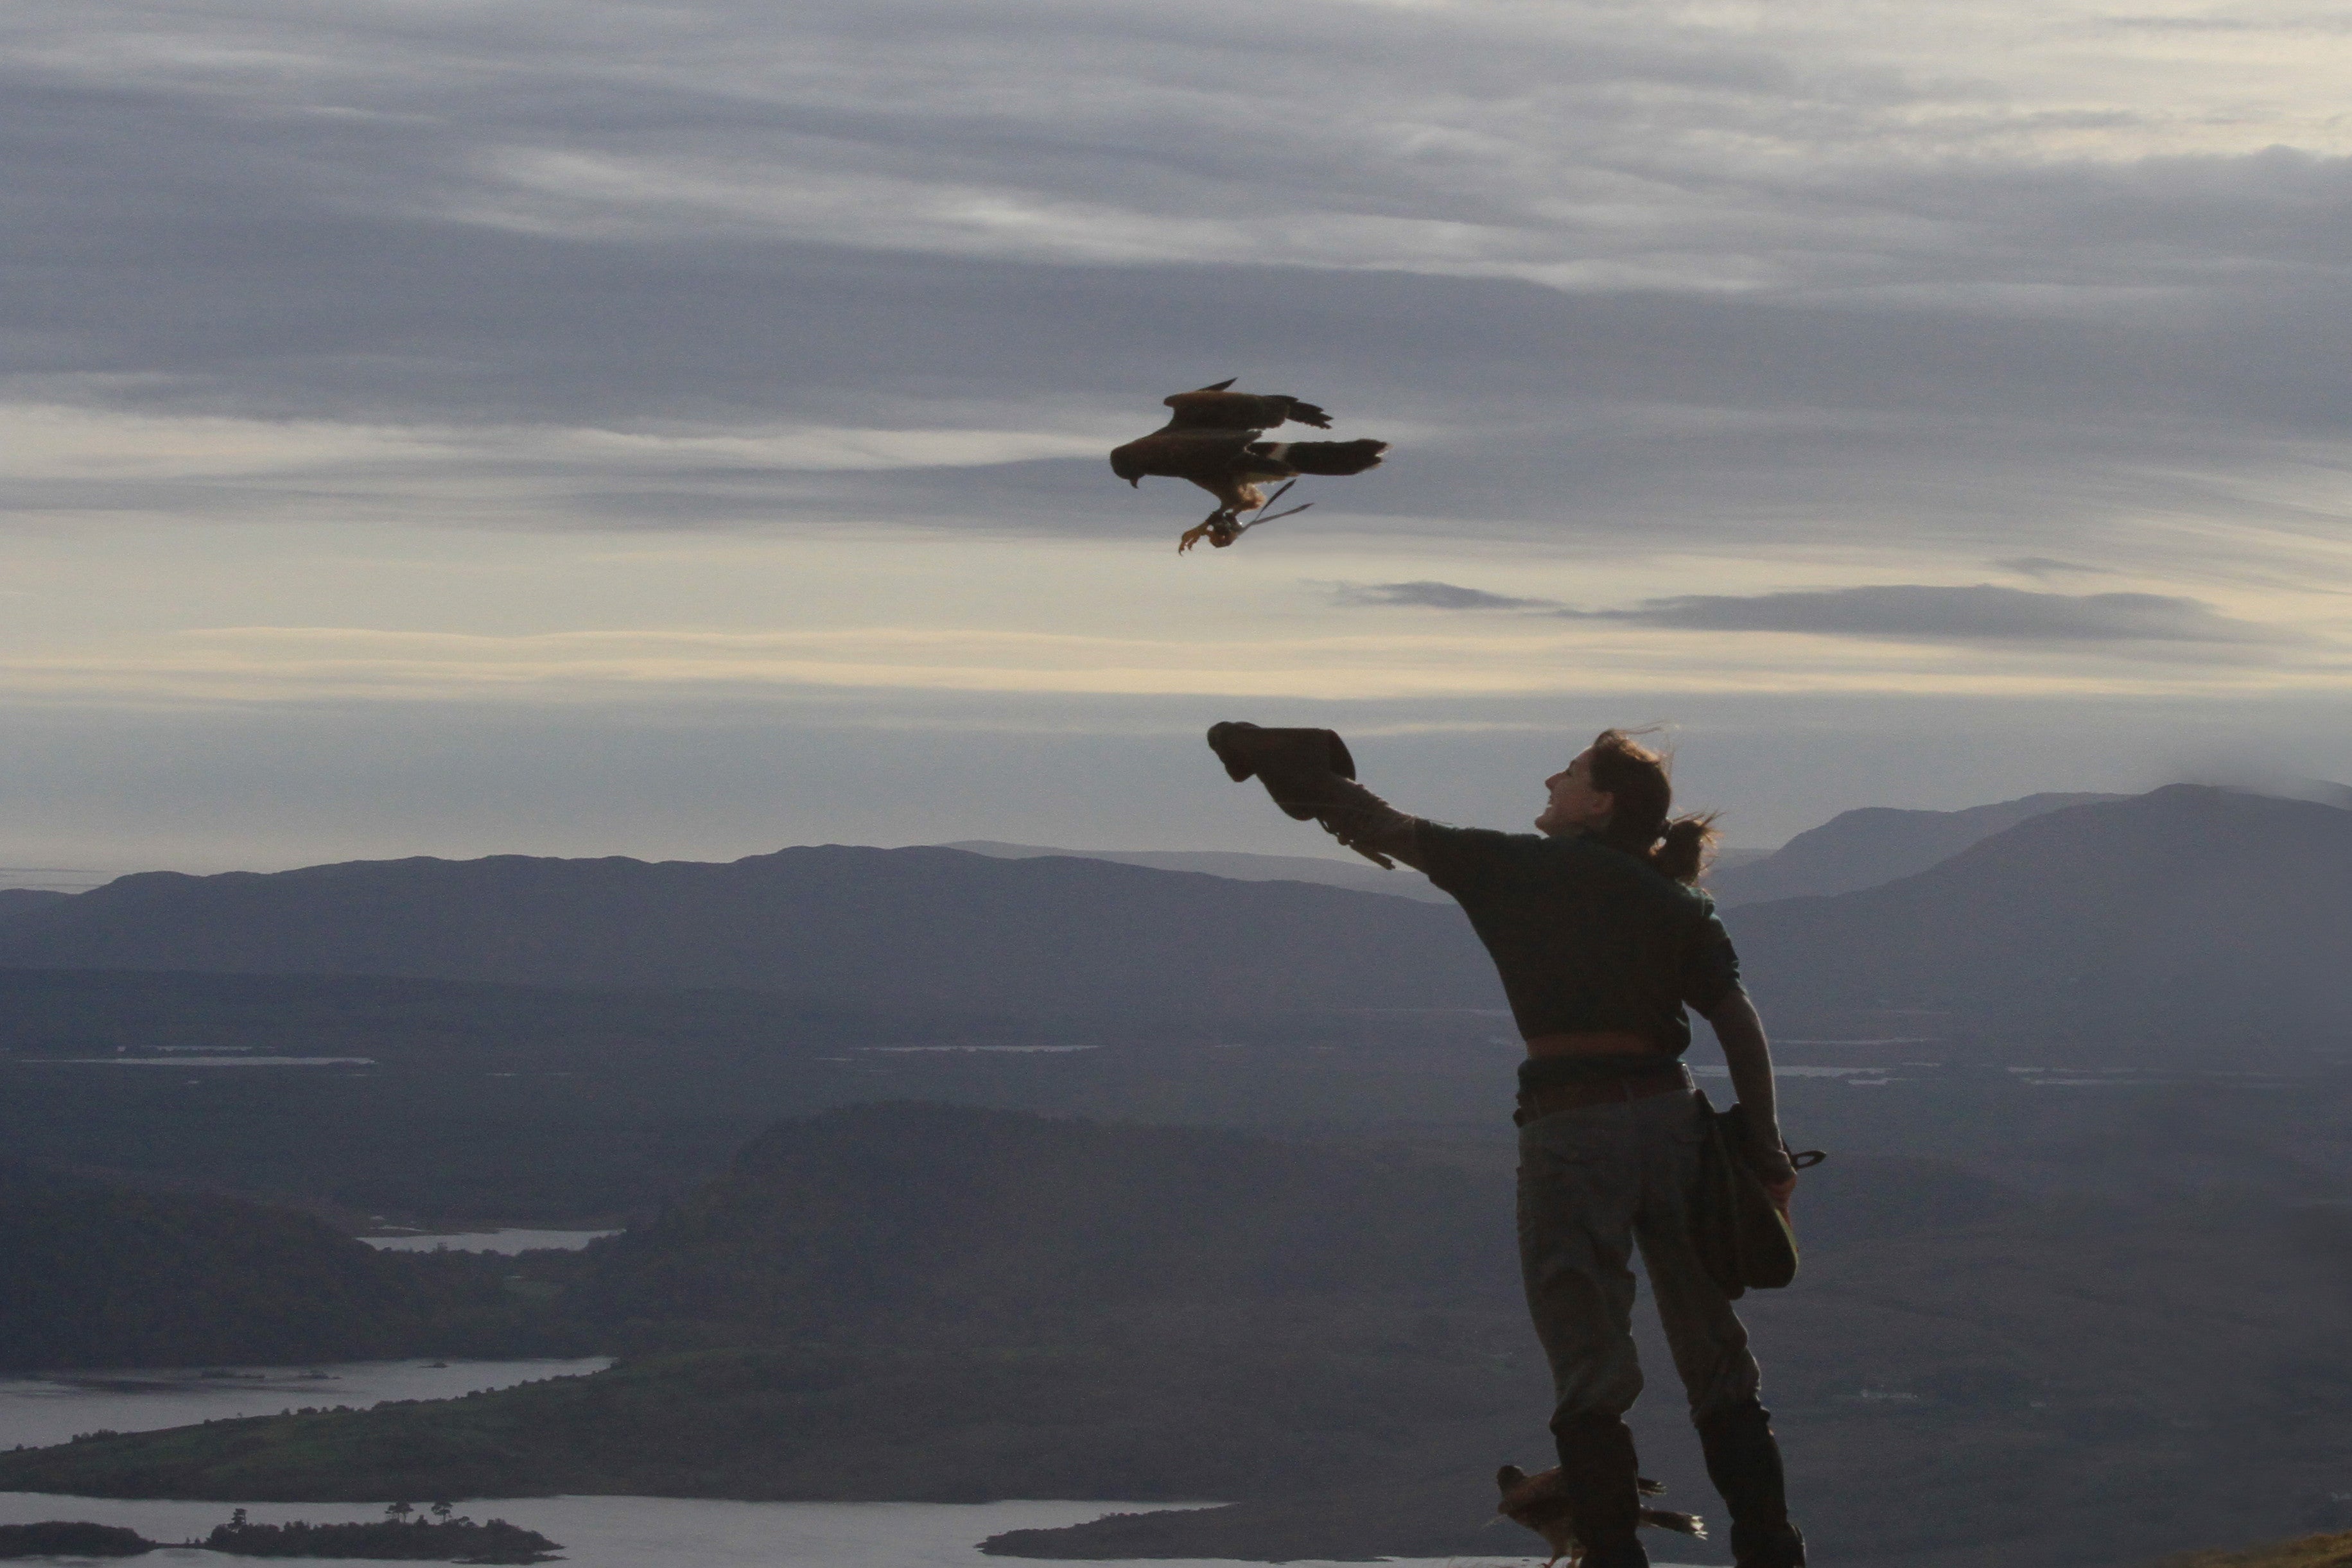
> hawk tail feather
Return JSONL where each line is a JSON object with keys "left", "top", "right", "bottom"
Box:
{"left": 1640, "top": 1509, "right": 1706, "bottom": 1539}
{"left": 1253, "top": 438, "right": 1388, "bottom": 475}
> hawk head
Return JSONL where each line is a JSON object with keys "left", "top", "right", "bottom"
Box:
{"left": 1108, "top": 448, "right": 1146, "bottom": 486}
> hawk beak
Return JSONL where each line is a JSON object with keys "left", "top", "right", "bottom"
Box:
{"left": 1128, "top": 477, "right": 1140, "bottom": 487}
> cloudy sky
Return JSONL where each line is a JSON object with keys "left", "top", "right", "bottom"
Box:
{"left": 6, "top": 0, "right": 2352, "bottom": 878}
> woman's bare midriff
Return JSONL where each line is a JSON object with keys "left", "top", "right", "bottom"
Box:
{"left": 1522, "top": 1030, "right": 1662, "bottom": 1058}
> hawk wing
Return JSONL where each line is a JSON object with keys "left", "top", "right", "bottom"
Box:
{"left": 1496, "top": 1466, "right": 1578, "bottom": 1558}
{"left": 1247, "top": 437, "right": 1388, "bottom": 476}
{"left": 1497, "top": 1465, "right": 1669, "bottom": 1520}
{"left": 1497, "top": 1465, "right": 1571, "bottom": 1520}
{"left": 1160, "top": 380, "right": 1334, "bottom": 432}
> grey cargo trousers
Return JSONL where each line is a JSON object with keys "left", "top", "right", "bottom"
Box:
{"left": 1517, "top": 1086, "right": 1763, "bottom": 1427}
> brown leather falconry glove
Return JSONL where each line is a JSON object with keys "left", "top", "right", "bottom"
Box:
{"left": 1205, "top": 722, "right": 1418, "bottom": 869}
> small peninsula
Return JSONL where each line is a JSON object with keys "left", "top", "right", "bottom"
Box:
{"left": 0, "top": 1522, "right": 157, "bottom": 1558}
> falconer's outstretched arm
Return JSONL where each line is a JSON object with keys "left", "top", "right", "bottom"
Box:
{"left": 1205, "top": 722, "right": 1427, "bottom": 871}
{"left": 1287, "top": 772, "right": 1427, "bottom": 871}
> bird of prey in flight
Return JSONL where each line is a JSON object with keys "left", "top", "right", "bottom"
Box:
{"left": 1109, "top": 379, "right": 1391, "bottom": 552}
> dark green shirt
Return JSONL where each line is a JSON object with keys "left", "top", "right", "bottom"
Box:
{"left": 1417, "top": 823, "right": 1740, "bottom": 1057}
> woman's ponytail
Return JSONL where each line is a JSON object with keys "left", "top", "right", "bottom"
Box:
{"left": 1652, "top": 813, "right": 1720, "bottom": 885}
{"left": 1585, "top": 729, "right": 1719, "bottom": 887}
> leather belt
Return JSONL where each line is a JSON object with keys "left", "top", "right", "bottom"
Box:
{"left": 1513, "top": 1064, "right": 1693, "bottom": 1127}
{"left": 1522, "top": 1030, "right": 1656, "bottom": 1057}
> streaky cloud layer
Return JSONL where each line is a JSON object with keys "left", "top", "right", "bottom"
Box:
{"left": 1339, "top": 580, "right": 2295, "bottom": 645}
{"left": 1, "top": 0, "right": 2349, "bottom": 866}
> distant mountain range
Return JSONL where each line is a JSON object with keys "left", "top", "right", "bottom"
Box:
{"left": 941, "top": 794, "right": 2126, "bottom": 912}
{"left": 1705, "top": 792, "right": 2121, "bottom": 905}
{"left": 950, "top": 839, "right": 1772, "bottom": 902}
{"left": 3, "top": 785, "right": 2345, "bottom": 1042}
{"left": 0, "top": 846, "right": 1500, "bottom": 1018}
{"left": 1730, "top": 785, "right": 2352, "bottom": 1041}
{"left": 941, "top": 839, "right": 1454, "bottom": 901}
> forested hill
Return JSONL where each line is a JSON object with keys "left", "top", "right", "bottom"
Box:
{"left": 0, "top": 846, "right": 1499, "bottom": 1016}
{"left": 1729, "top": 785, "right": 2352, "bottom": 1041}
{"left": 0, "top": 1161, "right": 571, "bottom": 1368}
{"left": 564, "top": 1101, "right": 1511, "bottom": 1342}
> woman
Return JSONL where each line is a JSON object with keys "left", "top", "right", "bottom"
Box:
{"left": 1208, "top": 722, "right": 1807, "bottom": 1568}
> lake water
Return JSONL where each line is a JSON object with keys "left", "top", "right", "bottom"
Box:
{"left": 44, "top": 1058, "right": 376, "bottom": 1067}
{"left": 0, "top": 1363, "right": 1703, "bottom": 1566}
{"left": 360, "top": 1230, "right": 618, "bottom": 1253}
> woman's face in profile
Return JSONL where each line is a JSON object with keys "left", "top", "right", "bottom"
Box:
{"left": 1536, "top": 749, "right": 1615, "bottom": 837}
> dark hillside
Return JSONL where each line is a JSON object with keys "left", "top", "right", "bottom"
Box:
{"left": 0, "top": 888, "right": 70, "bottom": 923}
{"left": 0, "top": 846, "right": 1497, "bottom": 1016}
{"left": 568, "top": 1101, "right": 1506, "bottom": 1342}
{"left": 0, "top": 1522, "right": 157, "bottom": 1558}
{"left": 0, "top": 1160, "right": 571, "bottom": 1369}
{"left": 1731, "top": 786, "right": 2352, "bottom": 1042}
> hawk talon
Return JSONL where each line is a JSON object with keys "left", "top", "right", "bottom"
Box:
{"left": 1178, "top": 512, "right": 1243, "bottom": 552}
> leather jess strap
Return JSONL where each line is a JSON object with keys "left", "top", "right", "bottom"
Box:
{"left": 1513, "top": 1064, "right": 1693, "bottom": 1126}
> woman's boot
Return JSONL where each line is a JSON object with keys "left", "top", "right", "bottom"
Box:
{"left": 1696, "top": 1398, "right": 1805, "bottom": 1567}
{"left": 1549, "top": 1411, "right": 1650, "bottom": 1568}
